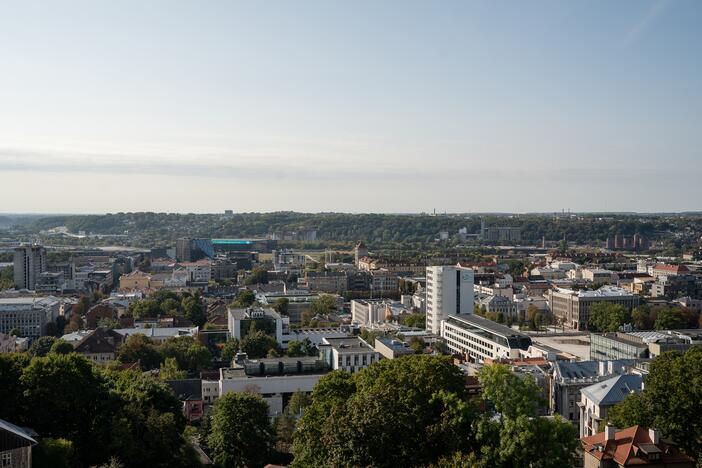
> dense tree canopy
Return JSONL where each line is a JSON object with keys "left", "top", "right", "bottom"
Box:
{"left": 230, "top": 290, "right": 256, "bottom": 308}
{"left": 207, "top": 392, "right": 274, "bottom": 468}
{"left": 0, "top": 352, "right": 199, "bottom": 467}
{"left": 607, "top": 347, "right": 702, "bottom": 462}
{"left": 475, "top": 364, "right": 578, "bottom": 468}
{"left": 240, "top": 330, "right": 280, "bottom": 359}
{"left": 588, "top": 303, "right": 631, "bottom": 332}
{"left": 292, "top": 356, "right": 477, "bottom": 467}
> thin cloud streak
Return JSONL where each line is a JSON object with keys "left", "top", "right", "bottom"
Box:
{"left": 0, "top": 147, "right": 698, "bottom": 184}
{"left": 624, "top": 0, "right": 669, "bottom": 45}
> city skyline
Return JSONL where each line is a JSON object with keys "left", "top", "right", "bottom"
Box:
{"left": 1, "top": 0, "right": 700, "bottom": 213}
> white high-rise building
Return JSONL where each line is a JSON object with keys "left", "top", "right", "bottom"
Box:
{"left": 425, "top": 265, "right": 474, "bottom": 334}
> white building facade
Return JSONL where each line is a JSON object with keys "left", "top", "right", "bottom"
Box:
{"left": 425, "top": 265, "right": 474, "bottom": 335}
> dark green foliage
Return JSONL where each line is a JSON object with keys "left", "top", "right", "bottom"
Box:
{"left": 50, "top": 339, "right": 75, "bottom": 355}
{"left": 182, "top": 295, "right": 206, "bottom": 327}
{"left": 402, "top": 313, "right": 426, "bottom": 329}
{"left": 0, "top": 265, "right": 13, "bottom": 290}
{"left": 286, "top": 338, "right": 316, "bottom": 357}
{"left": 588, "top": 302, "right": 631, "bottom": 332}
{"left": 158, "top": 336, "right": 212, "bottom": 373}
{"left": 0, "top": 353, "right": 30, "bottom": 423}
{"left": 207, "top": 392, "right": 274, "bottom": 468}
{"left": 230, "top": 289, "right": 256, "bottom": 308}
{"left": 220, "top": 339, "right": 240, "bottom": 364}
{"left": 475, "top": 364, "right": 578, "bottom": 468}
{"left": 117, "top": 334, "right": 163, "bottom": 370}
{"left": 272, "top": 297, "right": 289, "bottom": 315}
{"left": 654, "top": 307, "right": 688, "bottom": 330}
{"left": 245, "top": 267, "right": 269, "bottom": 285}
{"left": 29, "top": 336, "right": 58, "bottom": 357}
{"left": 240, "top": 330, "right": 279, "bottom": 358}
{"left": 33, "top": 438, "right": 74, "bottom": 468}
{"left": 310, "top": 294, "right": 337, "bottom": 315}
{"left": 21, "top": 353, "right": 111, "bottom": 465}
{"left": 292, "top": 356, "right": 477, "bottom": 467}
{"left": 607, "top": 347, "right": 702, "bottom": 462}
{"left": 25, "top": 212, "right": 685, "bottom": 248}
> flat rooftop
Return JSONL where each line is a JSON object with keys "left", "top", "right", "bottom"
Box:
{"left": 322, "top": 336, "right": 375, "bottom": 354}
{"left": 447, "top": 314, "right": 530, "bottom": 339}
{"left": 532, "top": 335, "right": 591, "bottom": 361}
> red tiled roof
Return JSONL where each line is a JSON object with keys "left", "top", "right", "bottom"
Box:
{"left": 653, "top": 264, "right": 689, "bottom": 273}
{"left": 581, "top": 426, "right": 693, "bottom": 466}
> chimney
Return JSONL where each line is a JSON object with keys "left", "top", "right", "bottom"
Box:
{"left": 599, "top": 360, "right": 607, "bottom": 376}
{"left": 649, "top": 428, "right": 660, "bottom": 444}
{"left": 605, "top": 423, "right": 616, "bottom": 441}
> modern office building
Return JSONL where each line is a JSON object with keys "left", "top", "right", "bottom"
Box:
{"left": 176, "top": 237, "right": 276, "bottom": 262}
{"left": 319, "top": 336, "right": 379, "bottom": 373}
{"left": 0, "top": 296, "right": 60, "bottom": 340}
{"left": 441, "top": 313, "right": 532, "bottom": 362}
{"left": 13, "top": 245, "right": 47, "bottom": 290}
{"left": 590, "top": 333, "right": 650, "bottom": 361}
{"left": 374, "top": 337, "right": 416, "bottom": 359}
{"left": 548, "top": 286, "right": 640, "bottom": 330}
{"left": 218, "top": 354, "right": 330, "bottom": 416}
{"left": 351, "top": 299, "right": 387, "bottom": 326}
{"left": 425, "top": 265, "right": 474, "bottom": 335}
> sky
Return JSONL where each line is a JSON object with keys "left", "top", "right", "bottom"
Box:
{"left": 0, "top": 0, "right": 700, "bottom": 214}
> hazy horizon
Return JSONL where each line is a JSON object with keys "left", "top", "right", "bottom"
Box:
{"left": 1, "top": 1, "right": 700, "bottom": 213}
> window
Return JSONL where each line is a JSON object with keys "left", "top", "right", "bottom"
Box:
{"left": 1, "top": 453, "right": 11, "bottom": 467}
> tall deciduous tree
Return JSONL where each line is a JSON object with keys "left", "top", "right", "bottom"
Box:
{"left": 240, "top": 330, "right": 279, "bottom": 359}
{"left": 475, "top": 364, "right": 578, "bottom": 468}
{"left": 207, "top": 392, "right": 274, "bottom": 468}
{"left": 292, "top": 356, "right": 477, "bottom": 467}
{"left": 588, "top": 302, "right": 630, "bottom": 332}
{"left": 607, "top": 347, "right": 702, "bottom": 461}
{"left": 29, "top": 336, "right": 58, "bottom": 357}
{"left": 117, "top": 334, "right": 163, "bottom": 370}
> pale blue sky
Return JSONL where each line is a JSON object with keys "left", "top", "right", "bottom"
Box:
{"left": 0, "top": 0, "right": 700, "bottom": 213}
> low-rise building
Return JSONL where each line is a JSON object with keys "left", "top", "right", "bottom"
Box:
{"left": 72, "top": 328, "right": 124, "bottom": 364}
{"left": 551, "top": 359, "right": 636, "bottom": 427}
{"left": 370, "top": 269, "right": 399, "bottom": 295}
{"left": 548, "top": 286, "right": 640, "bottom": 330}
{"left": 305, "top": 271, "right": 348, "bottom": 293}
{"left": 651, "top": 263, "right": 689, "bottom": 279}
{"left": 477, "top": 295, "right": 518, "bottom": 318}
{"left": 218, "top": 355, "right": 329, "bottom": 416}
{"left": 119, "top": 270, "right": 154, "bottom": 290}
{"left": 228, "top": 307, "right": 288, "bottom": 344}
{"left": 351, "top": 299, "right": 387, "bottom": 326}
{"left": 113, "top": 326, "right": 199, "bottom": 343}
{"left": 319, "top": 336, "right": 379, "bottom": 373}
{"left": 0, "top": 418, "right": 37, "bottom": 468}
{"left": 0, "top": 296, "right": 60, "bottom": 340}
{"left": 164, "top": 379, "right": 204, "bottom": 423}
{"left": 579, "top": 374, "right": 643, "bottom": 437}
{"left": 441, "top": 314, "right": 532, "bottom": 362}
{"left": 590, "top": 333, "right": 650, "bottom": 361}
{"left": 581, "top": 425, "right": 694, "bottom": 468}
{"left": 374, "top": 337, "right": 416, "bottom": 359}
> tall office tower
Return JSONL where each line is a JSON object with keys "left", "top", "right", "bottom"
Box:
{"left": 425, "top": 265, "right": 474, "bottom": 335}
{"left": 175, "top": 238, "right": 193, "bottom": 262}
{"left": 13, "top": 245, "right": 47, "bottom": 290}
